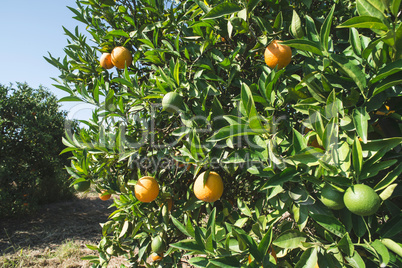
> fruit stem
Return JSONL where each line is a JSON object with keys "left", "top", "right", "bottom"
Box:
{"left": 362, "top": 216, "right": 372, "bottom": 242}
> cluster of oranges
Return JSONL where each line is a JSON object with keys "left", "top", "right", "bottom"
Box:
{"left": 133, "top": 171, "right": 224, "bottom": 262}
{"left": 100, "top": 46, "right": 133, "bottom": 70}
{"left": 320, "top": 183, "right": 381, "bottom": 216}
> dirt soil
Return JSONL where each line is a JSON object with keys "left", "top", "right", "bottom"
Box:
{"left": 0, "top": 192, "right": 126, "bottom": 267}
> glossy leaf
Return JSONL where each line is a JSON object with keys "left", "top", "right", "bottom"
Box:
{"left": 204, "top": 3, "right": 242, "bottom": 19}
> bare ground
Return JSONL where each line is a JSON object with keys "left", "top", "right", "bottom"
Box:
{"left": 0, "top": 192, "right": 127, "bottom": 267}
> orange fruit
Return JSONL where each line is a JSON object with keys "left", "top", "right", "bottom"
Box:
{"left": 134, "top": 176, "right": 159, "bottom": 202}
{"left": 162, "top": 92, "right": 183, "bottom": 113}
{"left": 160, "top": 198, "right": 173, "bottom": 212}
{"left": 100, "top": 53, "right": 114, "bottom": 69}
{"left": 151, "top": 236, "right": 166, "bottom": 254}
{"left": 73, "top": 180, "right": 91, "bottom": 192}
{"left": 99, "top": 190, "right": 111, "bottom": 201}
{"left": 194, "top": 171, "right": 224, "bottom": 202}
{"left": 150, "top": 252, "right": 163, "bottom": 262}
{"left": 111, "top": 46, "right": 132, "bottom": 69}
{"left": 264, "top": 40, "right": 292, "bottom": 70}
{"left": 320, "top": 184, "right": 345, "bottom": 210}
{"left": 344, "top": 184, "right": 381, "bottom": 216}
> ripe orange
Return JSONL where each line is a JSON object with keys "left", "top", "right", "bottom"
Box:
{"left": 100, "top": 53, "right": 114, "bottom": 69}
{"left": 99, "top": 190, "right": 111, "bottom": 201}
{"left": 111, "top": 46, "right": 132, "bottom": 69}
{"left": 343, "top": 184, "right": 381, "bottom": 216}
{"left": 264, "top": 40, "right": 292, "bottom": 70}
{"left": 150, "top": 252, "right": 163, "bottom": 262}
{"left": 162, "top": 92, "right": 183, "bottom": 113}
{"left": 134, "top": 176, "right": 159, "bottom": 202}
{"left": 194, "top": 171, "right": 224, "bottom": 202}
{"left": 320, "top": 184, "right": 345, "bottom": 210}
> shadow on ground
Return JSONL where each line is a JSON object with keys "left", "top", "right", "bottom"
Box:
{"left": 0, "top": 192, "right": 113, "bottom": 254}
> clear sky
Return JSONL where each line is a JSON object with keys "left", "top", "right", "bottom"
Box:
{"left": 0, "top": 0, "right": 94, "bottom": 121}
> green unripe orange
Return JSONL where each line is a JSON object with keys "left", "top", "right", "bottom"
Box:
{"left": 320, "top": 184, "right": 345, "bottom": 210}
{"left": 344, "top": 184, "right": 381, "bottom": 216}
{"left": 151, "top": 235, "right": 166, "bottom": 254}
{"left": 73, "top": 180, "right": 91, "bottom": 192}
{"left": 162, "top": 92, "right": 183, "bottom": 113}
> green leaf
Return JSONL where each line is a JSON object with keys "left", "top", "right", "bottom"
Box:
{"left": 209, "top": 257, "right": 241, "bottom": 268}
{"left": 171, "top": 216, "right": 193, "bottom": 237}
{"left": 370, "top": 59, "right": 402, "bottom": 84}
{"left": 374, "top": 163, "right": 402, "bottom": 191}
{"left": 330, "top": 54, "right": 367, "bottom": 94}
{"left": 58, "top": 96, "right": 82, "bottom": 102}
{"left": 105, "top": 29, "right": 129, "bottom": 38}
{"left": 295, "top": 247, "right": 318, "bottom": 268}
{"left": 273, "top": 230, "right": 307, "bottom": 249}
{"left": 381, "top": 238, "right": 402, "bottom": 258}
{"left": 371, "top": 239, "right": 390, "bottom": 266}
{"left": 350, "top": 27, "right": 362, "bottom": 56}
{"left": 391, "top": 0, "right": 402, "bottom": 16}
{"left": 344, "top": 250, "right": 366, "bottom": 268}
{"left": 379, "top": 183, "right": 398, "bottom": 201}
{"left": 305, "top": 15, "right": 319, "bottom": 42}
{"left": 291, "top": 10, "right": 304, "bottom": 38}
{"left": 310, "top": 214, "right": 346, "bottom": 237}
{"left": 247, "top": 0, "right": 261, "bottom": 13}
{"left": 273, "top": 12, "right": 283, "bottom": 30}
{"left": 258, "top": 226, "right": 273, "bottom": 256}
{"left": 378, "top": 214, "right": 402, "bottom": 237}
{"left": 360, "top": 159, "right": 398, "bottom": 180}
{"left": 352, "top": 136, "right": 363, "bottom": 178}
{"left": 357, "top": 0, "right": 388, "bottom": 24}
{"left": 207, "top": 124, "right": 258, "bottom": 142}
{"left": 338, "top": 16, "right": 389, "bottom": 31}
{"left": 320, "top": 5, "right": 336, "bottom": 52}
{"left": 338, "top": 233, "right": 354, "bottom": 257}
{"left": 281, "top": 39, "right": 323, "bottom": 56}
{"left": 204, "top": 3, "right": 242, "bottom": 19}
{"left": 322, "top": 117, "right": 339, "bottom": 151}
{"left": 188, "top": 257, "right": 209, "bottom": 268}
{"left": 371, "top": 73, "right": 402, "bottom": 97}
{"left": 170, "top": 239, "right": 205, "bottom": 253}
{"left": 352, "top": 107, "right": 370, "bottom": 143}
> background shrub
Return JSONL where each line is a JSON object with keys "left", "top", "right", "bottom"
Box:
{"left": 0, "top": 83, "right": 74, "bottom": 217}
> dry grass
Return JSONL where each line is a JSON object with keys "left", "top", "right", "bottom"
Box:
{"left": 0, "top": 191, "right": 128, "bottom": 267}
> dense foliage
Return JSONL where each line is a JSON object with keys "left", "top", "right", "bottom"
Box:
{"left": 47, "top": 0, "right": 401, "bottom": 267}
{"left": 0, "top": 83, "right": 74, "bottom": 217}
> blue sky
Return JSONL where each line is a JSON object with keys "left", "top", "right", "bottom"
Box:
{"left": 0, "top": 0, "right": 93, "bottom": 121}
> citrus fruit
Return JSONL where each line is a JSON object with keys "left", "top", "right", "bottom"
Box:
{"left": 111, "top": 46, "right": 132, "bottom": 69}
{"left": 160, "top": 198, "right": 173, "bottom": 212}
{"left": 134, "top": 176, "right": 159, "bottom": 202}
{"left": 194, "top": 171, "right": 224, "bottom": 202}
{"left": 73, "top": 180, "right": 91, "bottom": 192}
{"left": 320, "top": 184, "right": 345, "bottom": 210}
{"left": 99, "top": 190, "right": 111, "bottom": 201}
{"left": 100, "top": 53, "right": 114, "bottom": 69}
{"left": 151, "top": 236, "right": 166, "bottom": 254}
{"left": 264, "top": 40, "right": 292, "bottom": 70}
{"left": 343, "top": 184, "right": 381, "bottom": 216}
{"left": 150, "top": 252, "right": 163, "bottom": 262}
{"left": 162, "top": 92, "right": 183, "bottom": 113}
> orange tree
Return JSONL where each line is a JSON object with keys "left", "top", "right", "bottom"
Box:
{"left": 0, "top": 83, "right": 75, "bottom": 216}
{"left": 47, "top": 0, "right": 402, "bottom": 267}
